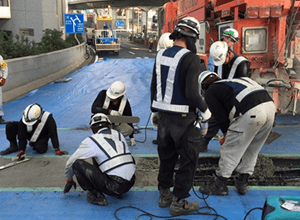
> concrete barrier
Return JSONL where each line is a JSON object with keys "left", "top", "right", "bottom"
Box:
{"left": 2, "top": 42, "right": 86, "bottom": 103}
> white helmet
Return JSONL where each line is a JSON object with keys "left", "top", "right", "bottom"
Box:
{"left": 106, "top": 81, "right": 126, "bottom": 99}
{"left": 209, "top": 41, "right": 228, "bottom": 66}
{"left": 157, "top": 33, "right": 173, "bottom": 51}
{"left": 22, "top": 104, "right": 43, "bottom": 126}
{"left": 198, "top": 71, "right": 219, "bottom": 91}
{"left": 90, "top": 113, "right": 111, "bottom": 129}
{"left": 222, "top": 28, "right": 239, "bottom": 43}
{"left": 176, "top": 17, "right": 200, "bottom": 37}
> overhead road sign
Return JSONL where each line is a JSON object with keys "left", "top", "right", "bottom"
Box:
{"left": 115, "top": 20, "right": 125, "bottom": 28}
{"left": 64, "top": 13, "right": 84, "bottom": 34}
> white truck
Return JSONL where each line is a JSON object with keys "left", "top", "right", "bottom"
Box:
{"left": 94, "top": 15, "right": 120, "bottom": 55}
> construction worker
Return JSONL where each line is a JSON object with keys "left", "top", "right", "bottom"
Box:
{"left": 198, "top": 71, "right": 276, "bottom": 196}
{"left": 151, "top": 32, "right": 174, "bottom": 144}
{"left": 151, "top": 17, "right": 211, "bottom": 216}
{"left": 206, "top": 28, "right": 240, "bottom": 71}
{"left": 0, "top": 55, "right": 8, "bottom": 124}
{"left": 64, "top": 113, "right": 136, "bottom": 206}
{"left": 201, "top": 40, "right": 250, "bottom": 152}
{"left": 149, "top": 36, "right": 154, "bottom": 52}
{"left": 91, "top": 81, "right": 136, "bottom": 146}
{"left": 156, "top": 33, "right": 173, "bottom": 51}
{"left": 0, "top": 103, "right": 67, "bottom": 157}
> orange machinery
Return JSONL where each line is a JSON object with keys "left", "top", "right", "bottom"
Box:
{"left": 159, "top": 0, "right": 300, "bottom": 115}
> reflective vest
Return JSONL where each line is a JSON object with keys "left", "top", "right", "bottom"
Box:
{"left": 89, "top": 128, "right": 134, "bottom": 173}
{"left": 29, "top": 112, "right": 50, "bottom": 142}
{"left": 102, "top": 95, "right": 127, "bottom": 115}
{"left": 152, "top": 46, "right": 191, "bottom": 113}
{"left": 217, "top": 56, "right": 247, "bottom": 79}
{"left": 216, "top": 78, "right": 269, "bottom": 120}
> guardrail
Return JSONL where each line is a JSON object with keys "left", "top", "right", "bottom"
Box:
{"left": 3, "top": 42, "right": 86, "bottom": 103}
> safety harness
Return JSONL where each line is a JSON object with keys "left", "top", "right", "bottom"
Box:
{"left": 217, "top": 56, "right": 247, "bottom": 79}
{"left": 216, "top": 78, "right": 267, "bottom": 120}
{"left": 89, "top": 129, "right": 134, "bottom": 173}
{"left": 29, "top": 112, "right": 50, "bottom": 142}
{"left": 152, "top": 47, "right": 191, "bottom": 113}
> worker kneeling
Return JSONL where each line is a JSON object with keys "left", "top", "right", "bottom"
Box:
{"left": 198, "top": 71, "right": 276, "bottom": 196}
{"left": 64, "top": 113, "right": 136, "bottom": 206}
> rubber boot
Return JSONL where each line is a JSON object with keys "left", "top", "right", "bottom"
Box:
{"left": 235, "top": 173, "right": 250, "bottom": 195}
{"left": 199, "top": 175, "right": 229, "bottom": 196}
{"left": 87, "top": 190, "right": 108, "bottom": 206}
{"left": 158, "top": 187, "right": 173, "bottom": 208}
{"left": 0, "top": 141, "right": 19, "bottom": 155}
{"left": 0, "top": 116, "right": 8, "bottom": 124}
{"left": 170, "top": 195, "right": 199, "bottom": 216}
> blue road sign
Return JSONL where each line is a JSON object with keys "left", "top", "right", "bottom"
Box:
{"left": 115, "top": 20, "right": 125, "bottom": 28}
{"left": 64, "top": 14, "right": 84, "bottom": 34}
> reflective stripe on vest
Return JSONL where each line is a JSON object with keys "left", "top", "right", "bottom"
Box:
{"left": 152, "top": 48, "right": 190, "bottom": 113}
{"left": 103, "top": 95, "right": 127, "bottom": 115}
{"left": 216, "top": 78, "right": 265, "bottom": 120}
{"left": 90, "top": 129, "right": 134, "bottom": 173}
{"left": 29, "top": 112, "right": 50, "bottom": 143}
{"left": 217, "top": 56, "right": 247, "bottom": 79}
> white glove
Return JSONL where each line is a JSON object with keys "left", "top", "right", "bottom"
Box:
{"left": 151, "top": 112, "right": 159, "bottom": 127}
{"left": 110, "top": 110, "right": 120, "bottom": 116}
{"left": 200, "top": 108, "right": 212, "bottom": 123}
{"left": 128, "top": 138, "right": 136, "bottom": 146}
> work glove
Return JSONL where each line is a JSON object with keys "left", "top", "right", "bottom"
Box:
{"left": 110, "top": 110, "right": 121, "bottom": 116}
{"left": 151, "top": 112, "right": 159, "bottom": 127}
{"left": 199, "top": 108, "right": 212, "bottom": 123}
{"left": 0, "top": 78, "right": 6, "bottom": 86}
{"left": 128, "top": 138, "right": 136, "bottom": 146}
{"left": 219, "top": 134, "right": 226, "bottom": 145}
{"left": 64, "top": 179, "right": 76, "bottom": 194}
{"left": 55, "top": 148, "right": 68, "bottom": 155}
{"left": 12, "top": 150, "right": 26, "bottom": 161}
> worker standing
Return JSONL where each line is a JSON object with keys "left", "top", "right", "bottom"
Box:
{"left": 0, "top": 55, "right": 8, "bottom": 124}
{"left": 151, "top": 17, "right": 211, "bottom": 216}
{"left": 198, "top": 71, "right": 276, "bottom": 196}
{"left": 64, "top": 113, "right": 136, "bottom": 206}
{"left": 149, "top": 36, "right": 154, "bottom": 52}
{"left": 91, "top": 81, "right": 136, "bottom": 146}
{"left": 0, "top": 103, "right": 67, "bottom": 157}
{"left": 151, "top": 32, "right": 174, "bottom": 144}
{"left": 201, "top": 39, "right": 250, "bottom": 152}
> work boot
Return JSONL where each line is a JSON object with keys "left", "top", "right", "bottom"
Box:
{"left": 199, "top": 138, "right": 209, "bottom": 152}
{"left": 0, "top": 141, "right": 19, "bottom": 155}
{"left": 170, "top": 195, "right": 199, "bottom": 216}
{"left": 199, "top": 175, "right": 229, "bottom": 196}
{"left": 235, "top": 173, "right": 250, "bottom": 195}
{"left": 0, "top": 116, "right": 8, "bottom": 124}
{"left": 87, "top": 190, "right": 108, "bottom": 206}
{"left": 158, "top": 187, "right": 173, "bottom": 208}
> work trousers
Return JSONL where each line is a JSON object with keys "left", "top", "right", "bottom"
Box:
{"left": 72, "top": 159, "right": 135, "bottom": 198}
{"left": 6, "top": 121, "right": 48, "bottom": 153}
{"left": 112, "top": 123, "right": 133, "bottom": 137}
{"left": 216, "top": 101, "right": 276, "bottom": 178}
{"left": 157, "top": 112, "right": 202, "bottom": 199}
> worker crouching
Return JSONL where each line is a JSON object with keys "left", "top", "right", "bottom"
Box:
{"left": 64, "top": 113, "right": 136, "bottom": 206}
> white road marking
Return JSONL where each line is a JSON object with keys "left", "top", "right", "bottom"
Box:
{"left": 128, "top": 51, "right": 135, "bottom": 55}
